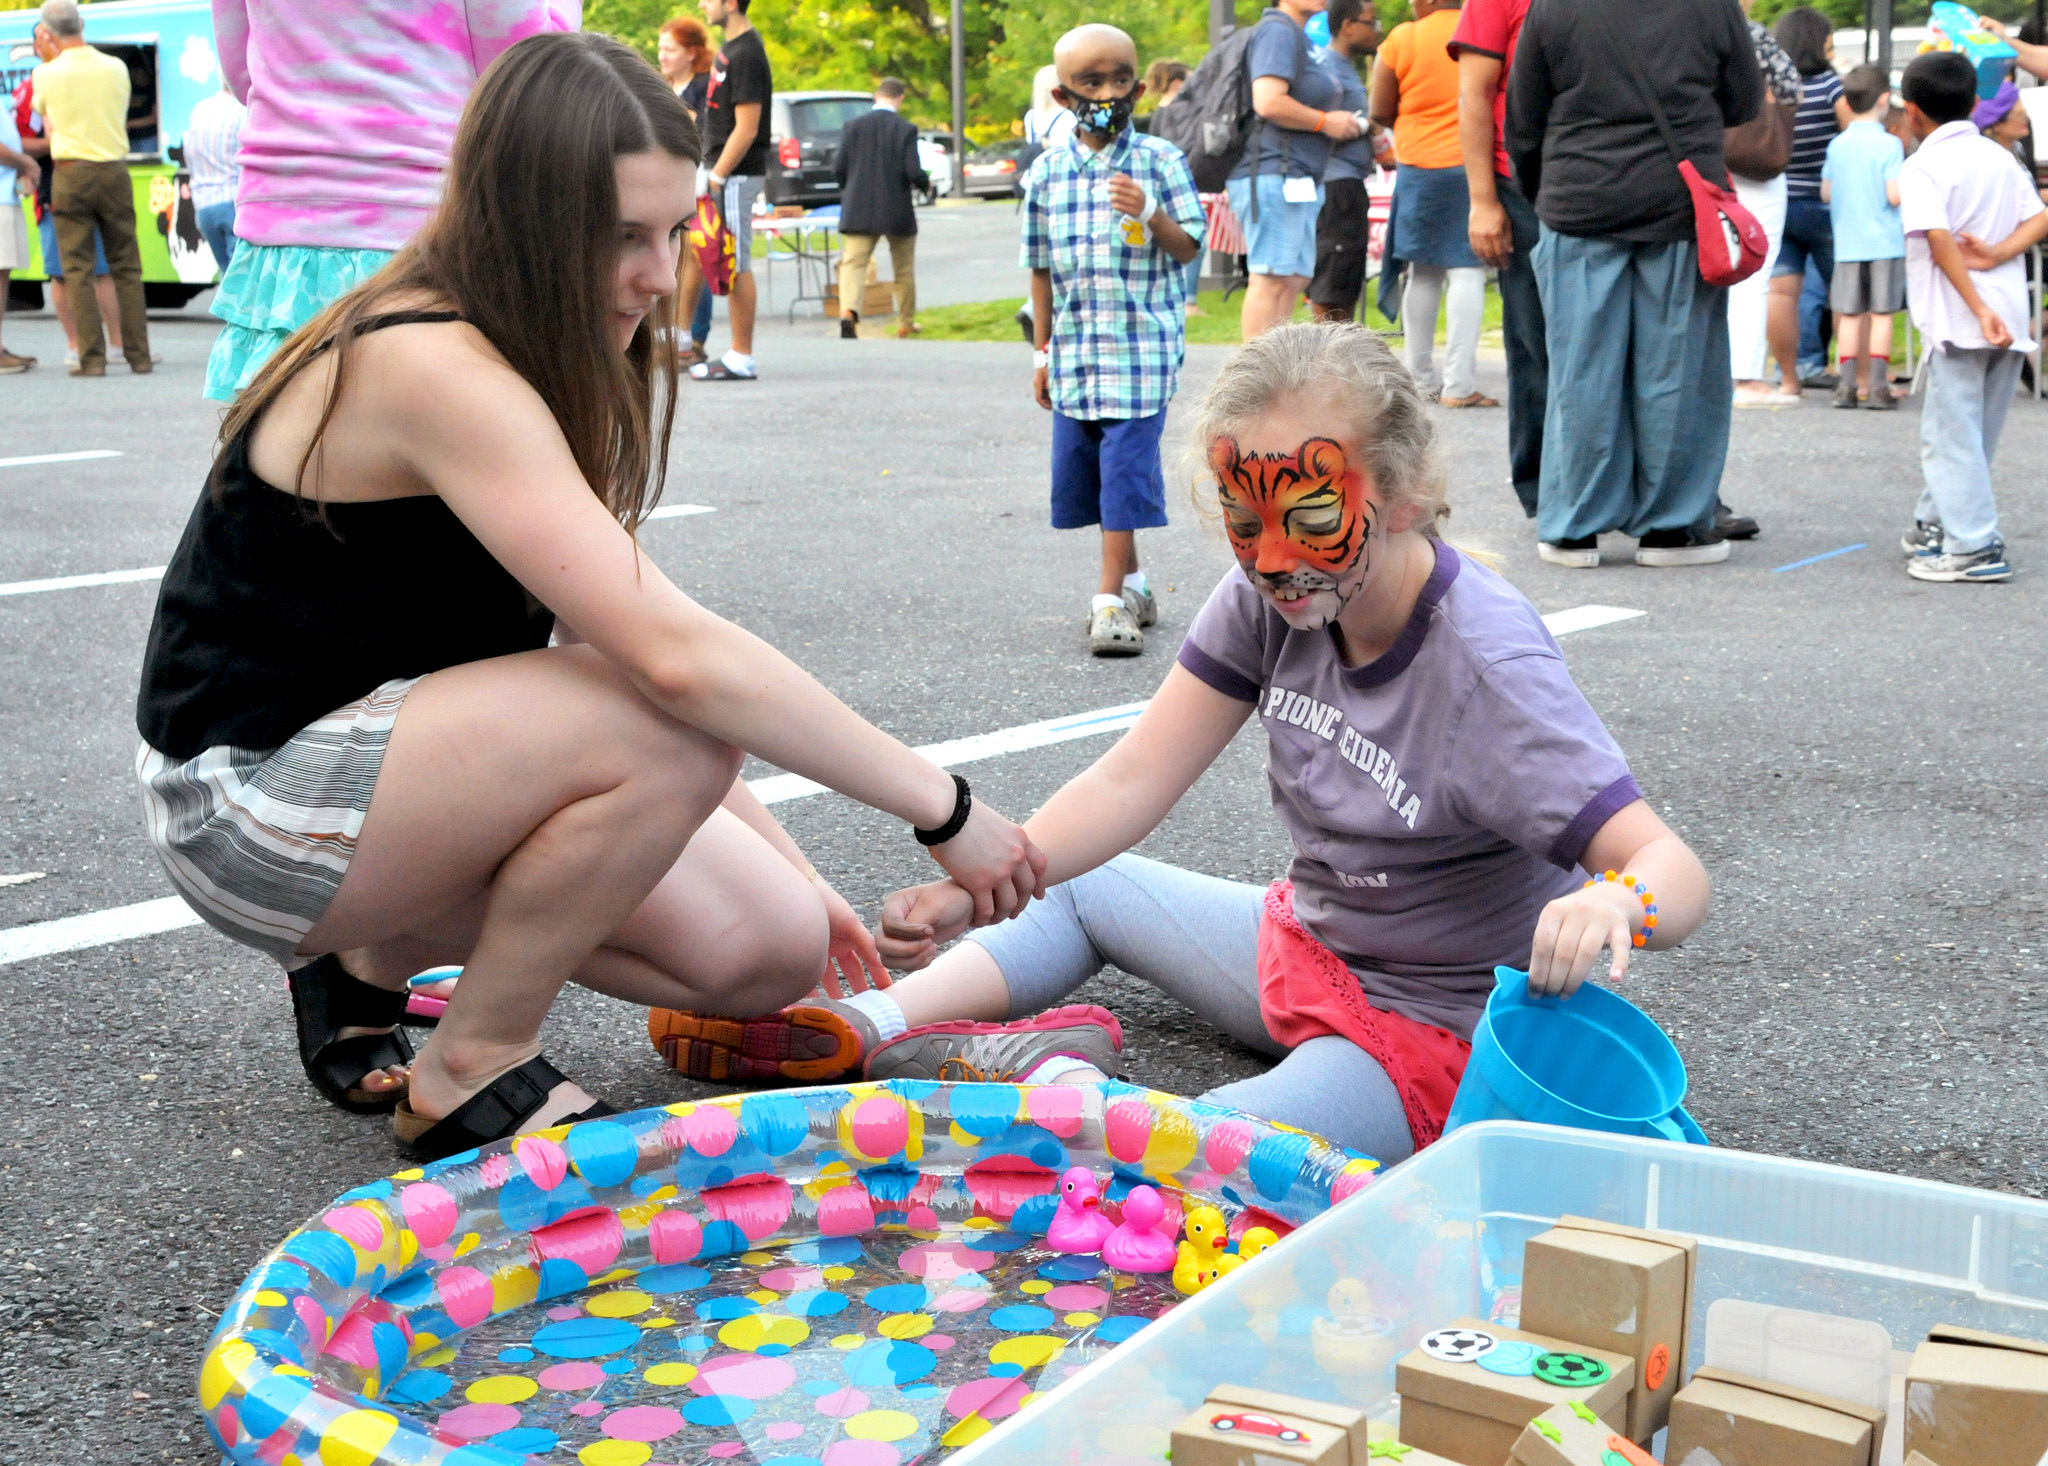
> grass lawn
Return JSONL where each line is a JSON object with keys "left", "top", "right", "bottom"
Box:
{"left": 915, "top": 282, "right": 1508, "bottom": 349}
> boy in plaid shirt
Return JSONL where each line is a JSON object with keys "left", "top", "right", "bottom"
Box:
{"left": 1023, "top": 24, "right": 1205, "bottom": 656}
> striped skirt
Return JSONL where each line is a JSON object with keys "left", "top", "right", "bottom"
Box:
{"left": 135, "top": 678, "right": 417, "bottom": 965}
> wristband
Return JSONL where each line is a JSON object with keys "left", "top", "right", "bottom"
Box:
{"left": 913, "top": 774, "right": 973, "bottom": 847}
{"left": 1584, "top": 870, "right": 1657, "bottom": 947}
{"left": 708, "top": 172, "right": 727, "bottom": 192}
{"left": 1137, "top": 188, "right": 1159, "bottom": 226}
{"left": 1312, "top": 110, "right": 1328, "bottom": 134}
{"left": 1032, "top": 348, "right": 1050, "bottom": 369}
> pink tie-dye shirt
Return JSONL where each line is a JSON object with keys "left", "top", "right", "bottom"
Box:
{"left": 214, "top": 0, "right": 581, "bottom": 251}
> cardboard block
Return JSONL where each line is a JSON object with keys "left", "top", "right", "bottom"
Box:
{"left": 1507, "top": 1401, "right": 1659, "bottom": 1466}
{"left": 1170, "top": 1383, "right": 1372, "bottom": 1466}
{"left": 1666, "top": 1365, "right": 1884, "bottom": 1466}
{"left": 1394, "top": 1317, "right": 1634, "bottom": 1466}
{"left": 1519, "top": 1214, "right": 1697, "bottom": 1442}
{"left": 1904, "top": 1324, "right": 2048, "bottom": 1466}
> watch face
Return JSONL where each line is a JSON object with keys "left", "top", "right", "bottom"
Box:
{"left": 1420, "top": 1327, "right": 1498, "bottom": 1363}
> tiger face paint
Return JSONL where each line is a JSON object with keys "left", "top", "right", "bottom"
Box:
{"left": 1210, "top": 434, "right": 1377, "bottom": 630}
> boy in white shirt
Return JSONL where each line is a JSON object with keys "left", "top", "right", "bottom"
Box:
{"left": 1896, "top": 52, "right": 2047, "bottom": 583}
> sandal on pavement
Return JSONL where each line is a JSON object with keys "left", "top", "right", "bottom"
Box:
{"left": 403, "top": 965, "right": 462, "bottom": 1027}
{"left": 677, "top": 342, "right": 708, "bottom": 368}
{"left": 288, "top": 953, "right": 416, "bottom": 1114}
{"left": 690, "top": 359, "right": 758, "bottom": 381}
{"left": 1439, "top": 392, "right": 1499, "bottom": 408}
{"left": 393, "top": 1054, "right": 614, "bottom": 1161}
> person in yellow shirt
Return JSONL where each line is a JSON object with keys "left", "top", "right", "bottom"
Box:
{"left": 1372, "top": 0, "right": 1494, "bottom": 408}
{"left": 31, "top": 0, "right": 149, "bottom": 376}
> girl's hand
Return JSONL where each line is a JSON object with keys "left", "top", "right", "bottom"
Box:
{"left": 927, "top": 800, "right": 1047, "bottom": 925}
{"left": 1528, "top": 882, "right": 1640, "bottom": 998}
{"left": 875, "top": 881, "right": 977, "bottom": 971}
{"left": 812, "top": 876, "right": 890, "bottom": 999}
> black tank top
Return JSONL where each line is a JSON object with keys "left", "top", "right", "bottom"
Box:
{"left": 136, "top": 312, "right": 556, "bottom": 759}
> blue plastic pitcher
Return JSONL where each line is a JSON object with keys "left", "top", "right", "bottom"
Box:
{"left": 1443, "top": 967, "right": 1707, "bottom": 1144}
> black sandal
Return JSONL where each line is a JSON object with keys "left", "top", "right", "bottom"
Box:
{"left": 288, "top": 954, "right": 417, "bottom": 1114}
{"left": 392, "top": 1054, "right": 614, "bottom": 1161}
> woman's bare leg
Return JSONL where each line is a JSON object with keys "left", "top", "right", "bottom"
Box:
{"left": 302, "top": 645, "right": 829, "bottom": 1129}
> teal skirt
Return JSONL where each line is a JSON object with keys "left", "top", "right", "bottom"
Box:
{"left": 204, "top": 242, "right": 396, "bottom": 402}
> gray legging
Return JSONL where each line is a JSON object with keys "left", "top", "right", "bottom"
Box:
{"left": 966, "top": 853, "right": 1416, "bottom": 1162}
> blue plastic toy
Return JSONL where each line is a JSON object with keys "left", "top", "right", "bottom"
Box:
{"left": 1444, "top": 967, "right": 1707, "bottom": 1144}
{"left": 1923, "top": 2, "right": 2019, "bottom": 99}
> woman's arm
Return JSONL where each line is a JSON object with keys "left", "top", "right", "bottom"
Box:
{"left": 1526, "top": 799, "right": 1710, "bottom": 997}
{"left": 377, "top": 336, "right": 1044, "bottom": 914}
{"left": 1254, "top": 75, "right": 1363, "bottom": 139}
{"left": 1368, "top": 58, "right": 1401, "bottom": 131}
{"left": 721, "top": 777, "right": 889, "bottom": 995}
{"left": 877, "top": 666, "right": 1255, "bottom": 964}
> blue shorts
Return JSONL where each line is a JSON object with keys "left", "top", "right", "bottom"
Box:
{"left": 37, "top": 209, "right": 108, "bottom": 278}
{"left": 1051, "top": 410, "right": 1169, "bottom": 532}
{"left": 1226, "top": 173, "right": 1322, "bottom": 279}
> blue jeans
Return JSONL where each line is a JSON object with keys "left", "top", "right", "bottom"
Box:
{"left": 1497, "top": 176, "right": 1547, "bottom": 518}
{"left": 691, "top": 279, "right": 714, "bottom": 344}
{"left": 967, "top": 854, "right": 1416, "bottom": 1162}
{"left": 1777, "top": 195, "right": 1835, "bottom": 376}
{"left": 1049, "top": 409, "right": 1169, "bottom": 531}
{"left": 1532, "top": 228, "right": 1731, "bottom": 542}
{"left": 196, "top": 201, "right": 236, "bottom": 271}
{"left": 36, "top": 209, "right": 107, "bottom": 278}
{"left": 1226, "top": 173, "right": 1322, "bottom": 279}
{"left": 1918, "top": 344, "right": 2022, "bottom": 554}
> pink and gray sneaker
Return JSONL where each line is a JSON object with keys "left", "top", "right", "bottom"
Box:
{"left": 865, "top": 1004, "right": 1125, "bottom": 1083}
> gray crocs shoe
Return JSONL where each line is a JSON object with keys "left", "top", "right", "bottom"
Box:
{"left": 864, "top": 1004, "right": 1125, "bottom": 1083}
{"left": 1121, "top": 583, "right": 1158, "bottom": 628}
{"left": 1088, "top": 600, "right": 1144, "bottom": 657}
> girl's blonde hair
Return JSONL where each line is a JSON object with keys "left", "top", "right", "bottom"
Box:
{"left": 1185, "top": 321, "right": 1450, "bottom": 535}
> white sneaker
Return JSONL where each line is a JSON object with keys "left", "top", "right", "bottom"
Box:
{"left": 64, "top": 348, "right": 79, "bottom": 369}
{"left": 1733, "top": 384, "right": 1800, "bottom": 409}
{"left": 1538, "top": 537, "right": 1601, "bottom": 568}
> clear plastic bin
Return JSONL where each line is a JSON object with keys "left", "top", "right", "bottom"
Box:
{"left": 955, "top": 1121, "right": 2048, "bottom": 1465}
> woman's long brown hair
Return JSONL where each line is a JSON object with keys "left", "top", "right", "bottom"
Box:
{"left": 216, "top": 32, "right": 702, "bottom": 531}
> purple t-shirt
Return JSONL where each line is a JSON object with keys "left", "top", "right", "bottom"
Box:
{"left": 1176, "top": 541, "right": 1642, "bottom": 1038}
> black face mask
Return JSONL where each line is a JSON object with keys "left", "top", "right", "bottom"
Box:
{"left": 1068, "top": 89, "right": 1137, "bottom": 138}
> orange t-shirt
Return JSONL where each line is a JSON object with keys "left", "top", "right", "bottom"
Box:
{"left": 1378, "top": 7, "right": 1465, "bottom": 170}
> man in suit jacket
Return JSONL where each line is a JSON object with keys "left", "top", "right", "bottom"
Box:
{"left": 835, "top": 77, "right": 931, "bottom": 338}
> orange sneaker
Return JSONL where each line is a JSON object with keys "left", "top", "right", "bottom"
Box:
{"left": 648, "top": 998, "right": 873, "bottom": 1083}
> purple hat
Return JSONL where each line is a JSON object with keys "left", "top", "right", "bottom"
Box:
{"left": 1973, "top": 80, "right": 2020, "bottom": 130}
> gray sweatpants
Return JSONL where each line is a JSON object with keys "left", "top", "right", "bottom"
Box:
{"left": 965, "top": 853, "right": 1417, "bottom": 1161}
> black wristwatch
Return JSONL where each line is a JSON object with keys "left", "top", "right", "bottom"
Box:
{"left": 913, "top": 774, "right": 972, "bottom": 847}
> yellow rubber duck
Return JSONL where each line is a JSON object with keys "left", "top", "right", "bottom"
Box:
{"left": 1236, "top": 1226, "right": 1279, "bottom": 1262}
{"left": 1173, "top": 1240, "right": 1219, "bottom": 1295}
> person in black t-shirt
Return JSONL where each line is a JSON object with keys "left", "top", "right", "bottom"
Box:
{"left": 687, "top": 0, "right": 773, "bottom": 381}
{"left": 1506, "top": 0, "right": 1761, "bottom": 570}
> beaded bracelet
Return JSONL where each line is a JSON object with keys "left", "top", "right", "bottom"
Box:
{"left": 1585, "top": 869, "right": 1657, "bottom": 947}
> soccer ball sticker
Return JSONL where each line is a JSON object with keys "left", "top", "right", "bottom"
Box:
{"left": 1532, "top": 1351, "right": 1612, "bottom": 1388}
{"left": 1477, "top": 1340, "right": 1548, "bottom": 1377}
{"left": 1420, "top": 1327, "right": 1499, "bottom": 1363}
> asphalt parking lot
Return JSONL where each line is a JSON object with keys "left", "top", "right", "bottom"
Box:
{"left": 0, "top": 294, "right": 2043, "bottom": 1461}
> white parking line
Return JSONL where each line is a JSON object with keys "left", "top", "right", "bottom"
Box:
{"left": 0, "top": 603, "right": 1642, "bottom": 966}
{"left": 0, "top": 508, "right": 717, "bottom": 599}
{"left": 0, "top": 449, "right": 123, "bottom": 470}
{"left": 0, "top": 566, "right": 167, "bottom": 598}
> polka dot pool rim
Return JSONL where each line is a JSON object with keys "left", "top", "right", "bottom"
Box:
{"left": 199, "top": 1080, "right": 1379, "bottom": 1465}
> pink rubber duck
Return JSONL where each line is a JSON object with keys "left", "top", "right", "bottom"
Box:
{"left": 1047, "top": 1166, "right": 1114, "bottom": 1255}
{"left": 1102, "top": 1184, "right": 1178, "bottom": 1273}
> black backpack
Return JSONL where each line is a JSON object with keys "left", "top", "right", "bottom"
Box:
{"left": 1154, "top": 12, "right": 1292, "bottom": 193}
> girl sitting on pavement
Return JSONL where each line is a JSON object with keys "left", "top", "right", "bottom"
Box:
{"left": 650, "top": 322, "right": 1709, "bottom": 1162}
{"left": 133, "top": 33, "right": 1043, "bottom": 1161}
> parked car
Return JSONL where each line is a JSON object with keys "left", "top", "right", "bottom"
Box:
{"left": 961, "top": 139, "right": 1029, "bottom": 199}
{"left": 915, "top": 130, "right": 956, "bottom": 204}
{"left": 765, "top": 90, "right": 875, "bottom": 209}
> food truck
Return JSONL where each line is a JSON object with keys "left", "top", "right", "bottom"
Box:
{"left": 1, "top": 0, "right": 225, "bottom": 307}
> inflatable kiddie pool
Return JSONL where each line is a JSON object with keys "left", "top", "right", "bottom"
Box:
{"left": 199, "top": 1080, "right": 1380, "bottom": 1466}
